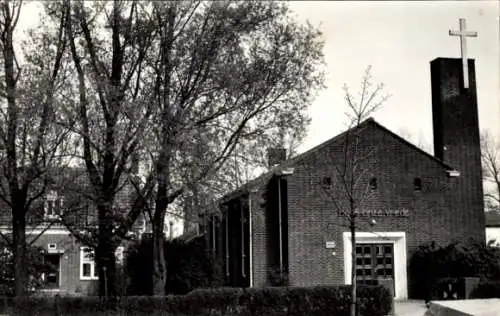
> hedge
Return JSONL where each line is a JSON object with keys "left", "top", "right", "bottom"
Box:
{"left": 0, "top": 285, "right": 391, "bottom": 316}
{"left": 125, "top": 235, "right": 223, "bottom": 295}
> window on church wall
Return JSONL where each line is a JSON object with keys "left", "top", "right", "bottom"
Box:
{"left": 413, "top": 178, "right": 422, "bottom": 191}
{"left": 369, "top": 177, "right": 377, "bottom": 191}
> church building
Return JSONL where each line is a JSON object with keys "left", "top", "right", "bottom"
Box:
{"left": 201, "top": 57, "right": 486, "bottom": 300}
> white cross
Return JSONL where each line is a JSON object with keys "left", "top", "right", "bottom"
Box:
{"left": 449, "top": 18, "right": 477, "bottom": 89}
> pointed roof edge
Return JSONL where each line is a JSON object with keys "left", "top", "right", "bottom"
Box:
{"left": 220, "top": 117, "right": 454, "bottom": 204}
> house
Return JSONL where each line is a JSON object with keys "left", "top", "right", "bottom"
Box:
{"left": 0, "top": 167, "right": 147, "bottom": 295}
{"left": 485, "top": 211, "right": 500, "bottom": 247}
{"left": 199, "top": 58, "right": 486, "bottom": 300}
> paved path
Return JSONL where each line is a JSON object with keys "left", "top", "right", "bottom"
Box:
{"left": 394, "top": 300, "right": 427, "bottom": 316}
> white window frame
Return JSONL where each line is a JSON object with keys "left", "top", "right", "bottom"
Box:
{"left": 343, "top": 231, "right": 408, "bottom": 299}
{"left": 115, "top": 246, "right": 124, "bottom": 265}
{"left": 80, "top": 247, "right": 98, "bottom": 280}
{"left": 44, "top": 191, "right": 64, "bottom": 220}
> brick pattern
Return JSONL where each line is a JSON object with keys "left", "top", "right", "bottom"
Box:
{"left": 243, "top": 117, "right": 484, "bottom": 290}
{"left": 236, "top": 58, "right": 485, "bottom": 291}
{"left": 30, "top": 231, "right": 98, "bottom": 295}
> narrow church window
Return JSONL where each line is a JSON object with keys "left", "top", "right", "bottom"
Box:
{"left": 413, "top": 178, "right": 422, "bottom": 191}
{"left": 369, "top": 178, "right": 377, "bottom": 191}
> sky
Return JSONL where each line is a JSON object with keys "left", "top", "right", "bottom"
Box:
{"left": 17, "top": 1, "right": 499, "bottom": 155}
{"left": 13, "top": 1, "right": 499, "bottom": 236}
{"left": 287, "top": 1, "right": 499, "bottom": 154}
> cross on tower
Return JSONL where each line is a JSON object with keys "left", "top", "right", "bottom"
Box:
{"left": 449, "top": 18, "right": 477, "bottom": 89}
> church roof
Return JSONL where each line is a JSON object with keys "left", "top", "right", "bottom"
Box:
{"left": 221, "top": 117, "right": 455, "bottom": 203}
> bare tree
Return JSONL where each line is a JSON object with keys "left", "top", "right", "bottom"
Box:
{"left": 315, "top": 66, "right": 389, "bottom": 316}
{"left": 0, "top": 0, "right": 70, "bottom": 296}
{"left": 481, "top": 131, "right": 500, "bottom": 213}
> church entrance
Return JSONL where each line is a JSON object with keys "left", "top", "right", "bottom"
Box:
{"left": 343, "top": 232, "right": 407, "bottom": 298}
{"left": 355, "top": 243, "right": 394, "bottom": 293}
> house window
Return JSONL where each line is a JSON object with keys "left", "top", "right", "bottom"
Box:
{"left": 44, "top": 190, "right": 64, "bottom": 220}
{"left": 413, "top": 178, "right": 422, "bottom": 191}
{"left": 369, "top": 178, "right": 377, "bottom": 191}
{"left": 115, "top": 246, "right": 124, "bottom": 265}
{"left": 80, "top": 247, "right": 98, "bottom": 280}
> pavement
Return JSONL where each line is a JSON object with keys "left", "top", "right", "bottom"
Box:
{"left": 394, "top": 300, "right": 428, "bottom": 316}
{"left": 426, "top": 299, "right": 500, "bottom": 316}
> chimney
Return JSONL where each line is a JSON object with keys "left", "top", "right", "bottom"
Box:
{"left": 267, "top": 147, "right": 287, "bottom": 168}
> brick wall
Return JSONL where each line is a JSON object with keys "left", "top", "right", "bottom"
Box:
{"left": 31, "top": 231, "right": 97, "bottom": 295}
{"left": 248, "top": 120, "right": 484, "bottom": 291}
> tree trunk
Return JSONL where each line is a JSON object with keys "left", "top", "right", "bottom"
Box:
{"left": 350, "top": 218, "right": 357, "bottom": 316}
{"left": 152, "top": 213, "right": 167, "bottom": 296}
{"left": 97, "top": 203, "right": 117, "bottom": 299}
{"left": 12, "top": 206, "right": 27, "bottom": 297}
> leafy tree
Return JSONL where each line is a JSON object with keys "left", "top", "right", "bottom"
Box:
{"left": 142, "top": 0, "right": 324, "bottom": 295}
{"left": 44, "top": 0, "right": 325, "bottom": 298}
{"left": 61, "top": 0, "right": 158, "bottom": 297}
{"left": 0, "top": 243, "right": 54, "bottom": 296}
{"left": 125, "top": 235, "right": 222, "bottom": 295}
{"left": 0, "top": 0, "right": 71, "bottom": 296}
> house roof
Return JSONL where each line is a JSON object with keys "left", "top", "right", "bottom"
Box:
{"left": 485, "top": 211, "right": 500, "bottom": 227}
{"left": 221, "top": 117, "right": 454, "bottom": 203}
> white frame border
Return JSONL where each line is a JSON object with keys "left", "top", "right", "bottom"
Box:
{"left": 80, "top": 247, "right": 98, "bottom": 281}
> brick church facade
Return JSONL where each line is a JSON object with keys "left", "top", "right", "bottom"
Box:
{"left": 201, "top": 58, "right": 485, "bottom": 299}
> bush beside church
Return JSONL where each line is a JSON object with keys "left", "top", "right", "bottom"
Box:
{"left": 409, "top": 239, "right": 500, "bottom": 300}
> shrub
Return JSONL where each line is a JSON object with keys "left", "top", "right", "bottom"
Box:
{"left": 409, "top": 239, "right": 500, "bottom": 299}
{"left": 470, "top": 281, "right": 500, "bottom": 299}
{"left": 10, "top": 296, "right": 55, "bottom": 316}
{"left": 125, "top": 235, "right": 223, "bottom": 295}
{"left": 0, "top": 244, "right": 55, "bottom": 296}
{"left": 0, "top": 285, "right": 392, "bottom": 316}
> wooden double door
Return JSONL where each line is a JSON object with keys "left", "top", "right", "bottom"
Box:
{"left": 355, "top": 243, "right": 394, "bottom": 293}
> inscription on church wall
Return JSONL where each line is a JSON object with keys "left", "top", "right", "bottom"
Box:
{"left": 339, "top": 208, "right": 410, "bottom": 217}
